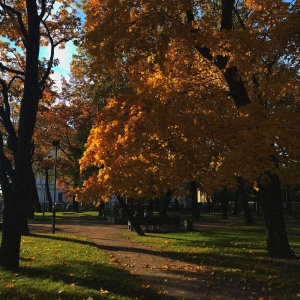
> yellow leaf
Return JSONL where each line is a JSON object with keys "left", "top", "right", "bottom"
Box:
{"left": 6, "top": 284, "right": 15, "bottom": 289}
{"left": 100, "top": 288, "right": 109, "bottom": 294}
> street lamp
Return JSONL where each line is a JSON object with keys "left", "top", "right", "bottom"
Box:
{"left": 52, "top": 140, "right": 60, "bottom": 234}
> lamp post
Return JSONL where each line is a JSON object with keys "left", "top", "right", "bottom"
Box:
{"left": 52, "top": 140, "right": 60, "bottom": 234}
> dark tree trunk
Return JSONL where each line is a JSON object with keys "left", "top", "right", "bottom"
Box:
{"left": 0, "top": 1, "right": 41, "bottom": 270}
{"left": 221, "top": 187, "right": 229, "bottom": 219}
{"left": 237, "top": 177, "right": 254, "bottom": 224}
{"left": 45, "top": 168, "right": 53, "bottom": 212}
{"left": 190, "top": 1, "right": 293, "bottom": 257}
{"left": 190, "top": 181, "right": 200, "bottom": 217}
{"left": 232, "top": 190, "right": 239, "bottom": 215}
{"left": 117, "top": 195, "right": 145, "bottom": 236}
{"left": 72, "top": 195, "right": 79, "bottom": 212}
{"left": 27, "top": 165, "right": 42, "bottom": 216}
{"left": 260, "top": 174, "right": 297, "bottom": 259}
{"left": 284, "top": 186, "right": 293, "bottom": 216}
{"left": 159, "top": 188, "right": 172, "bottom": 216}
{"left": 0, "top": 138, "right": 22, "bottom": 270}
{"left": 0, "top": 193, "right": 22, "bottom": 271}
{"left": 256, "top": 192, "right": 261, "bottom": 217}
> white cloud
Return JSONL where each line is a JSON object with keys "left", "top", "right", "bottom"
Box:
{"left": 40, "top": 41, "right": 77, "bottom": 90}
{"left": 54, "top": 42, "right": 77, "bottom": 77}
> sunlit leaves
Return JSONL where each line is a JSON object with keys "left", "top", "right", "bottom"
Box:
{"left": 79, "top": 0, "right": 300, "bottom": 200}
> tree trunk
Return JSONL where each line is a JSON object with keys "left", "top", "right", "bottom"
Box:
{"left": 0, "top": 230, "right": 21, "bottom": 272}
{"left": 159, "top": 188, "right": 172, "bottom": 216}
{"left": 45, "top": 168, "right": 53, "bottom": 212}
{"left": 260, "top": 173, "right": 297, "bottom": 259}
{"left": 284, "top": 186, "right": 293, "bottom": 216}
{"left": 0, "top": 1, "right": 41, "bottom": 270}
{"left": 190, "top": 181, "right": 200, "bottom": 217}
{"left": 27, "top": 165, "right": 42, "bottom": 216}
{"left": 72, "top": 195, "right": 79, "bottom": 212}
{"left": 221, "top": 187, "right": 229, "bottom": 219}
{"left": 117, "top": 195, "right": 145, "bottom": 236}
{"left": 0, "top": 140, "right": 22, "bottom": 270}
{"left": 0, "top": 191, "right": 22, "bottom": 271}
{"left": 237, "top": 177, "right": 254, "bottom": 224}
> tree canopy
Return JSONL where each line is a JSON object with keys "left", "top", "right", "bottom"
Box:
{"left": 79, "top": 0, "right": 300, "bottom": 200}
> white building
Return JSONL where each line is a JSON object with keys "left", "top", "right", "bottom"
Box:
{"left": 36, "top": 177, "right": 67, "bottom": 209}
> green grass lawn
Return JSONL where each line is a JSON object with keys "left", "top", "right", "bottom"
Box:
{"left": 0, "top": 213, "right": 299, "bottom": 299}
{"left": 34, "top": 210, "right": 103, "bottom": 221}
{"left": 0, "top": 232, "right": 157, "bottom": 300}
{"left": 127, "top": 215, "right": 300, "bottom": 300}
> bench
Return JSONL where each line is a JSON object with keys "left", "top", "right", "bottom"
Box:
{"left": 128, "top": 215, "right": 180, "bottom": 231}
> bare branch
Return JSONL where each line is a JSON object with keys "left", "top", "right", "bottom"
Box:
{"left": 8, "top": 75, "right": 24, "bottom": 90}
{"left": 40, "top": 0, "right": 56, "bottom": 22}
{"left": 0, "top": 62, "right": 25, "bottom": 76}
{"left": 0, "top": 78, "right": 9, "bottom": 114}
{"left": 39, "top": 20, "right": 55, "bottom": 88}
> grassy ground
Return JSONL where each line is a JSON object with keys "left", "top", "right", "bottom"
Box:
{"left": 0, "top": 212, "right": 299, "bottom": 299}
{"left": 34, "top": 210, "right": 103, "bottom": 221}
{"left": 127, "top": 214, "right": 300, "bottom": 300}
{"left": 0, "top": 231, "right": 156, "bottom": 300}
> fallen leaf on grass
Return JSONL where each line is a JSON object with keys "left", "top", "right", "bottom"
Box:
{"left": 100, "top": 288, "right": 109, "bottom": 294}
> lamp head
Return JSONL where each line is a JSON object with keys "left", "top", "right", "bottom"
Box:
{"left": 52, "top": 140, "right": 60, "bottom": 147}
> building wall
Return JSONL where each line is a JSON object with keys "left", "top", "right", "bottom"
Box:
{"left": 36, "top": 177, "right": 67, "bottom": 208}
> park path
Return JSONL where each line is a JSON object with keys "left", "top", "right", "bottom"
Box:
{"left": 29, "top": 216, "right": 265, "bottom": 300}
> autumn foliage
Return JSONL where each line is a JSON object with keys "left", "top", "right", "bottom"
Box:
{"left": 79, "top": 0, "right": 300, "bottom": 201}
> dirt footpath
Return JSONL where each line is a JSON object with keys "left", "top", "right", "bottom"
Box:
{"left": 29, "top": 217, "right": 266, "bottom": 300}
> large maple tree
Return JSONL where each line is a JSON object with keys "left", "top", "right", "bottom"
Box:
{"left": 0, "top": 0, "right": 80, "bottom": 270}
{"left": 79, "top": 0, "right": 299, "bottom": 257}
{"left": 33, "top": 50, "right": 124, "bottom": 210}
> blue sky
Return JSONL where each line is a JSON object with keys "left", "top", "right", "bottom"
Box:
{"left": 53, "top": 42, "right": 77, "bottom": 84}
{"left": 39, "top": 40, "right": 78, "bottom": 90}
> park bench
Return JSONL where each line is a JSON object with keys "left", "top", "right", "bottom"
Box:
{"left": 128, "top": 214, "right": 181, "bottom": 231}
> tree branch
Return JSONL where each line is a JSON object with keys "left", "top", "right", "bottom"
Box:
{"left": 0, "top": 63, "right": 25, "bottom": 76}
{"left": 233, "top": 6, "right": 246, "bottom": 29}
{"left": 0, "top": 2, "right": 28, "bottom": 40}
{"left": 0, "top": 131, "right": 14, "bottom": 180}
{"left": 186, "top": 5, "right": 251, "bottom": 108}
{"left": 39, "top": 20, "right": 55, "bottom": 88}
{"left": 39, "top": 0, "right": 56, "bottom": 21}
{"left": 0, "top": 79, "right": 18, "bottom": 153}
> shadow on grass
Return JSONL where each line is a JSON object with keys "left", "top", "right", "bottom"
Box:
{"left": 26, "top": 217, "right": 299, "bottom": 299}
{"left": 15, "top": 261, "right": 160, "bottom": 300}
{"left": 28, "top": 232, "right": 97, "bottom": 248}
